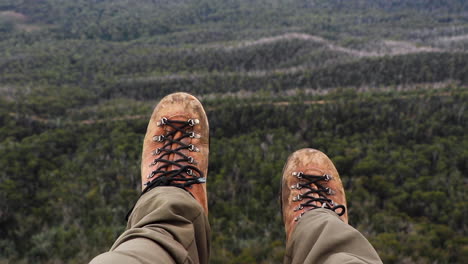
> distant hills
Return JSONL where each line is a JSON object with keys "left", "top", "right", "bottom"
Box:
{"left": 0, "top": 1, "right": 467, "bottom": 263}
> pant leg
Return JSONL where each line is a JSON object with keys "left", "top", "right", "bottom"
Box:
{"left": 284, "top": 208, "right": 382, "bottom": 264}
{"left": 89, "top": 187, "right": 211, "bottom": 264}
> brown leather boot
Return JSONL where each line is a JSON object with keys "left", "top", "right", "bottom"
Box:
{"left": 140, "top": 92, "right": 209, "bottom": 214}
{"left": 281, "top": 148, "right": 348, "bottom": 240}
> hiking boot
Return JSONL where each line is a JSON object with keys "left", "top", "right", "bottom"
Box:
{"left": 281, "top": 148, "right": 348, "bottom": 240}
{"left": 140, "top": 92, "right": 209, "bottom": 214}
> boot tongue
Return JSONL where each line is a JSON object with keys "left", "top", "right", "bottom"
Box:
{"left": 303, "top": 168, "right": 326, "bottom": 199}
{"left": 303, "top": 167, "right": 326, "bottom": 176}
{"left": 165, "top": 116, "right": 193, "bottom": 173}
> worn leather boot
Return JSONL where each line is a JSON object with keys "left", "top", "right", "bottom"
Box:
{"left": 281, "top": 148, "right": 348, "bottom": 240}
{"left": 140, "top": 92, "right": 209, "bottom": 214}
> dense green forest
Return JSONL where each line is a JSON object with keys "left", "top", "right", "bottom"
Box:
{"left": 0, "top": 1, "right": 467, "bottom": 263}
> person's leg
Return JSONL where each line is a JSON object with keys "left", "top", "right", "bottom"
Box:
{"left": 90, "top": 92, "right": 211, "bottom": 264}
{"left": 281, "top": 149, "right": 382, "bottom": 264}
{"left": 284, "top": 209, "right": 381, "bottom": 264}
{"left": 90, "top": 187, "right": 210, "bottom": 264}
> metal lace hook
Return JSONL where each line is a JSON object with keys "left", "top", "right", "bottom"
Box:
{"left": 294, "top": 205, "right": 304, "bottom": 212}
{"left": 188, "top": 144, "right": 200, "bottom": 152}
{"left": 157, "top": 117, "right": 168, "bottom": 126}
{"left": 152, "top": 135, "right": 165, "bottom": 142}
{"left": 292, "top": 172, "right": 303, "bottom": 178}
{"left": 188, "top": 119, "right": 199, "bottom": 126}
{"left": 292, "top": 194, "right": 303, "bottom": 202}
{"left": 189, "top": 132, "right": 201, "bottom": 139}
{"left": 291, "top": 183, "right": 302, "bottom": 190}
{"left": 186, "top": 168, "right": 193, "bottom": 176}
{"left": 152, "top": 148, "right": 161, "bottom": 155}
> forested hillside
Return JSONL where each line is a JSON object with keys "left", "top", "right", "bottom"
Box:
{"left": 0, "top": 1, "right": 467, "bottom": 263}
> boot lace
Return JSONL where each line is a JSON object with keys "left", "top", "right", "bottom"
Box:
{"left": 126, "top": 117, "right": 205, "bottom": 220}
{"left": 142, "top": 117, "right": 206, "bottom": 195}
{"left": 291, "top": 172, "right": 345, "bottom": 221}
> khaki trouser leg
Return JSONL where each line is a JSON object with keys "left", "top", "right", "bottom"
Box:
{"left": 284, "top": 209, "right": 382, "bottom": 264}
{"left": 89, "top": 187, "right": 210, "bottom": 264}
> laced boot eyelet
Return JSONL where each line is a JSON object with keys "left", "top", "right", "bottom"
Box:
{"left": 152, "top": 135, "right": 165, "bottom": 142}
{"left": 294, "top": 205, "right": 304, "bottom": 212}
{"left": 292, "top": 194, "right": 303, "bottom": 202}
{"left": 187, "top": 156, "right": 195, "bottom": 164}
{"left": 326, "top": 187, "right": 334, "bottom": 195}
{"left": 292, "top": 172, "right": 303, "bottom": 178}
{"left": 147, "top": 172, "right": 155, "bottom": 179}
{"left": 294, "top": 212, "right": 305, "bottom": 222}
{"left": 189, "top": 132, "right": 201, "bottom": 139}
{"left": 323, "top": 174, "right": 332, "bottom": 181}
{"left": 157, "top": 117, "right": 168, "bottom": 126}
{"left": 291, "top": 183, "right": 302, "bottom": 190}
{"left": 188, "top": 144, "right": 200, "bottom": 152}
{"left": 186, "top": 169, "right": 193, "bottom": 176}
{"left": 151, "top": 148, "right": 161, "bottom": 155}
{"left": 188, "top": 119, "right": 199, "bottom": 126}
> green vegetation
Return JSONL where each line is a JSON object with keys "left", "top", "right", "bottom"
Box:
{"left": 1, "top": 0, "right": 467, "bottom": 263}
